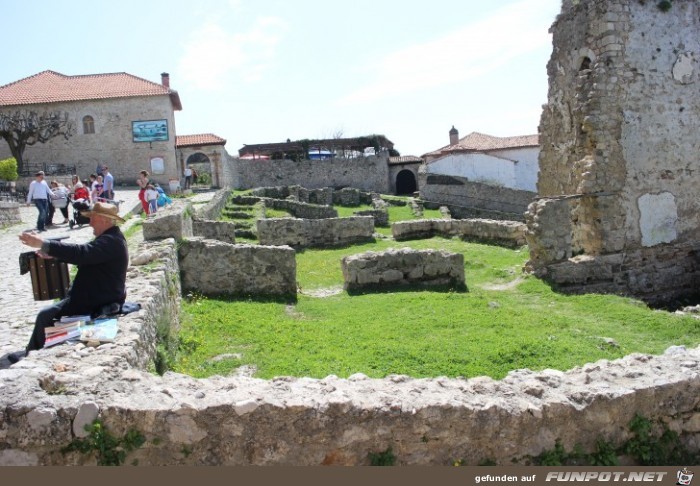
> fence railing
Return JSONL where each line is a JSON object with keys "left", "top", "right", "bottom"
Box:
{"left": 18, "top": 163, "right": 77, "bottom": 177}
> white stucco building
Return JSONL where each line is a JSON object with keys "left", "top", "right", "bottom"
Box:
{"left": 422, "top": 128, "right": 540, "bottom": 192}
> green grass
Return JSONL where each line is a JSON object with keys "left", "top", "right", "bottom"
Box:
{"left": 173, "top": 237, "right": 700, "bottom": 380}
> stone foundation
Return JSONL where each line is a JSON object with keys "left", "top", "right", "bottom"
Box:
{"left": 393, "top": 218, "right": 527, "bottom": 247}
{"left": 192, "top": 219, "right": 236, "bottom": 244}
{"left": 420, "top": 174, "right": 534, "bottom": 222}
{"left": 194, "top": 188, "right": 233, "bottom": 220}
{"left": 178, "top": 238, "right": 296, "bottom": 297}
{"left": 0, "top": 201, "right": 21, "bottom": 227}
{"left": 257, "top": 216, "right": 375, "bottom": 249}
{"left": 231, "top": 195, "right": 337, "bottom": 219}
{"left": 341, "top": 248, "right": 466, "bottom": 292}
{"left": 1, "top": 235, "right": 699, "bottom": 465}
{"left": 142, "top": 201, "right": 193, "bottom": 241}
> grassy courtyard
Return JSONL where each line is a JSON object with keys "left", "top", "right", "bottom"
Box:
{"left": 172, "top": 200, "right": 700, "bottom": 380}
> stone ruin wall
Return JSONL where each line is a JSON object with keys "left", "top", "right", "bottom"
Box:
{"left": 393, "top": 218, "right": 527, "bottom": 248}
{"left": 232, "top": 195, "right": 338, "bottom": 220}
{"left": 191, "top": 219, "right": 237, "bottom": 244}
{"left": 256, "top": 216, "right": 375, "bottom": 249}
{"left": 229, "top": 154, "right": 390, "bottom": 193}
{"left": 0, "top": 201, "right": 21, "bottom": 227}
{"left": 419, "top": 173, "right": 535, "bottom": 222}
{"left": 342, "top": 248, "right": 465, "bottom": 292}
{"left": 1, "top": 192, "right": 700, "bottom": 465}
{"left": 178, "top": 238, "right": 297, "bottom": 297}
{"left": 526, "top": 0, "right": 700, "bottom": 304}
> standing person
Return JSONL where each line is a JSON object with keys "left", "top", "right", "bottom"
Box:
{"left": 95, "top": 163, "right": 104, "bottom": 178}
{"left": 92, "top": 175, "right": 104, "bottom": 202}
{"left": 191, "top": 167, "right": 198, "bottom": 186}
{"left": 102, "top": 166, "right": 114, "bottom": 201}
{"left": 47, "top": 180, "right": 70, "bottom": 225}
{"left": 184, "top": 166, "right": 192, "bottom": 189}
{"left": 136, "top": 170, "right": 150, "bottom": 215}
{"left": 26, "top": 171, "right": 53, "bottom": 232}
{"left": 9, "top": 202, "right": 128, "bottom": 362}
{"left": 145, "top": 184, "right": 159, "bottom": 217}
{"left": 88, "top": 174, "right": 98, "bottom": 202}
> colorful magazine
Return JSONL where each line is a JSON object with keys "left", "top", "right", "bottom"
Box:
{"left": 79, "top": 318, "right": 119, "bottom": 343}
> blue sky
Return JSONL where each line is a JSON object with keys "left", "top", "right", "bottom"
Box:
{"left": 2, "top": 0, "right": 561, "bottom": 156}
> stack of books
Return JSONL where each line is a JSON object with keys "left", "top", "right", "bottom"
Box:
{"left": 44, "top": 315, "right": 91, "bottom": 348}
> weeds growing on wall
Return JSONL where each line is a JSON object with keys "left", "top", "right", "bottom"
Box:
{"left": 62, "top": 420, "right": 145, "bottom": 466}
{"left": 528, "top": 414, "right": 693, "bottom": 466}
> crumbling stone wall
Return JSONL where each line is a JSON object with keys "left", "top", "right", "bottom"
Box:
{"left": 192, "top": 219, "right": 236, "bottom": 244}
{"left": 142, "top": 201, "right": 194, "bottom": 241}
{"left": 231, "top": 195, "right": 337, "bottom": 219}
{"left": 342, "top": 248, "right": 465, "bottom": 291}
{"left": 393, "top": 218, "right": 527, "bottom": 248}
{"left": 526, "top": 0, "right": 700, "bottom": 304}
{"left": 194, "top": 188, "right": 233, "bottom": 220}
{"left": 1, "top": 232, "right": 699, "bottom": 465}
{"left": 0, "top": 202, "right": 20, "bottom": 227}
{"left": 178, "top": 238, "right": 296, "bottom": 297}
{"left": 257, "top": 216, "right": 374, "bottom": 249}
{"left": 229, "top": 154, "right": 390, "bottom": 193}
{"left": 420, "top": 173, "right": 535, "bottom": 222}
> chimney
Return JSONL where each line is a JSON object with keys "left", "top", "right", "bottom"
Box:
{"left": 161, "top": 72, "right": 170, "bottom": 88}
{"left": 449, "top": 125, "right": 459, "bottom": 145}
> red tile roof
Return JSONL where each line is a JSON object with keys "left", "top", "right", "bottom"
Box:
{"left": 424, "top": 131, "right": 539, "bottom": 157}
{"left": 176, "top": 133, "right": 227, "bottom": 148}
{"left": 0, "top": 70, "right": 182, "bottom": 110}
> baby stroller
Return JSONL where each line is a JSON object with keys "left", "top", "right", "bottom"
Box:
{"left": 69, "top": 198, "right": 91, "bottom": 229}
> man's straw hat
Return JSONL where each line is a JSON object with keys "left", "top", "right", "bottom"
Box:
{"left": 80, "top": 202, "right": 125, "bottom": 223}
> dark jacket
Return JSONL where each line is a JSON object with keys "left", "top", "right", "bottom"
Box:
{"left": 45, "top": 225, "right": 128, "bottom": 314}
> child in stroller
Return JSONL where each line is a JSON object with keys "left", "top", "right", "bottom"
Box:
{"left": 68, "top": 198, "right": 91, "bottom": 229}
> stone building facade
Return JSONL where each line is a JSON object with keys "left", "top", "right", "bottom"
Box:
{"left": 525, "top": 0, "right": 700, "bottom": 305}
{"left": 0, "top": 71, "right": 182, "bottom": 188}
{"left": 176, "top": 134, "right": 227, "bottom": 189}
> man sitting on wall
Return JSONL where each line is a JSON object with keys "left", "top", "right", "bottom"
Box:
{"left": 9, "top": 202, "right": 128, "bottom": 363}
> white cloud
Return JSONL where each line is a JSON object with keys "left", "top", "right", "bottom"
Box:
{"left": 177, "top": 16, "right": 287, "bottom": 90}
{"left": 336, "top": 0, "right": 557, "bottom": 106}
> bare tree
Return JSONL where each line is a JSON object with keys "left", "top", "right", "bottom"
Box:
{"left": 0, "top": 110, "right": 74, "bottom": 173}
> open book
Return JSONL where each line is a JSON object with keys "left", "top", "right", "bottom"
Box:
{"left": 80, "top": 318, "right": 119, "bottom": 343}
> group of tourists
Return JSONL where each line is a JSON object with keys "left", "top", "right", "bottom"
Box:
{"left": 25, "top": 166, "right": 116, "bottom": 232}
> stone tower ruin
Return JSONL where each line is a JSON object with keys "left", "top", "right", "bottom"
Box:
{"left": 525, "top": 0, "right": 700, "bottom": 305}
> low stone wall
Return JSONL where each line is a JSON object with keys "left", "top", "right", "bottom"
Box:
{"left": 231, "top": 195, "right": 337, "bottom": 219}
{"left": 353, "top": 209, "right": 388, "bottom": 227}
{"left": 0, "top": 201, "right": 21, "bottom": 227}
{"left": 393, "top": 218, "right": 527, "bottom": 247}
{"left": 178, "top": 238, "right": 296, "bottom": 297}
{"left": 333, "top": 187, "right": 361, "bottom": 206}
{"left": 420, "top": 174, "right": 535, "bottom": 221}
{"left": 192, "top": 219, "right": 236, "bottom": 244}
{"left": 257, "top": 216, "right": 374, "bottom": 249}
{"left": 342, "top": 248, "right": 465, "bottom": 292}
{"left": 264, "top": 198, "right": 338, "bottom": 219}
{"left": 194, "top": 188, "right": 233, "bottom": 220}
{"left": 142, "top": 201, "right": 194, "bottom": 241}
{"left": 2, "top": 237, "right": 700, "bottom": 465}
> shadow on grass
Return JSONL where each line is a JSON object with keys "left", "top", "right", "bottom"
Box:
{"left": 183, "top": 291, "right": 297, "bottom": 305}
{"left": 345, "top": 281, "right": 468, "bottom": 296}
{"left": 293, "top": 238, "right": 378, "bottom": 254}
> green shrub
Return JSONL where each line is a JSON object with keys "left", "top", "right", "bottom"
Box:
{"left": 0, "top": 157, "right": 18, "bottom": 181}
